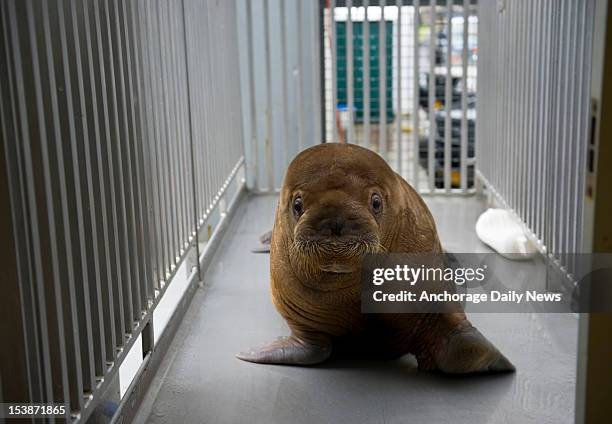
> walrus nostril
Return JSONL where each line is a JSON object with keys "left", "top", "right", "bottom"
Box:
{"left": 315, "top": 216, "right": 345, "bottom": 237}
{"left": 331, "top": 217, "right": 344, "bottom": 236}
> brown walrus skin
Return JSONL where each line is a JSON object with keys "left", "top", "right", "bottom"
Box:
{"left": 238, "top": 143, "right": 514, "bottom": 373}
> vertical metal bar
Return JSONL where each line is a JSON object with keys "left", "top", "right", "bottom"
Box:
{"left": 2, "top": 0, "right": 48, "bottom": 401}
{"left": 109, "top": 1, "right": 135, "bottom": 332}
{"left": 5, "top": 0, "right": 58, "bottom": 405}
{"left": 70, "top": 0, "right": 108, "bottom": 382}
{"left": 568, "top": 0, "right": 585, "bottom": 266}
{"left": 363, "top": 1, "right": 370, "bottom": 149}
{"left": 211, "top": 0, "right": 222, "bottom": 194}
{"left": 44, "top": 0, "right": 90, "bottom": 408}
{"left": 176, "top": 0, "right": 188, "bottom": 259}
{"left": 412, "top": 1, "right": 420, "bottom": 188}
{"left": 118, "top": 0, "right": 143, "bottom": 321}
{"left": 179, "top": 0, "right": 193, "bottom": 253}
{"left": 201, "top": 0, "right": 214, "bottom": 214}
{"left": 517, "top": 0, "right": 526, "bottom": 221}
{"left": 160, "top": 0, "right": 179, "bottom": 271}
{"left": 215, "top": 0, "right": 227, "bottom": 189}
{"left": 379, "top": 0, "right": 386, "bottom": 157}
{"left": 549, "top": 0, "right": 560, "bottom": 252}
{"left": 203, "top": 0, "right": 216, "bottom": 205}
{"left": 540, "top": 0, "right": 553, "bottom": 246}
{"left": 428, "top": 0, "right": 436, "bottom": 191}
{"left": 539, "top": 0, "right": 549, "bottom": 243}
{"left": 566, "top": 0, "right": 581, "bottom": 263}
{"left": 18, "top": 0, "right": 76, "bottom": 410}
{"left": 178, "top": 0, "right": 192, "bottom": 256}
{"left": 130, "top": 0, "right": 154, "bottom": 307}
{"left": 280, "top": 0, "right": 290, "bottom": 165}
{"left": 533, "top": 0, "right": 542, "bottom": 239}
{"left": 460, "top": 0, "right": 468, "bottom": 191}
{"left": 245, "top": 0, "right": 258, "bottom": 189}
{"left": 395, "top": 0, "right": 402, "bottom": 174}
{"left": 94, "top": 0, "right": 124, "bottom": 356}
{"left": 156, "top": 0, "right": 174, "bottom": 278}
{"left": 144, "top": 0, "right": 166, "bottom": 289}
{"left": 207, "top": 0, "right": 221, "bottom": 201}
{"left": 347, "top": 0, "right": 354, "bottom": 144}
{"left": 331, "top": 0, "right": 338, "bottom": 143}
{"left": 166, "top": 0, "right": 180, "bottom": 269}
{"left": 506, "top": 3, "right": 525, "bottom": 211}
{"left": 296, "top": 0, "right": 305, "bottom": 151}
{"left": 181, "top": 0, "right": 201, "bottom": 283}
{"left": 526, "top": 0, "right": 537, "bottom": 235}
{"left": 202, "top": 0, "right": 212, "bottom": 203}
{"left": 104, "top": 0, "right": 133, "bottom": 338}
{"left": 152, "top": 0, "right": 164, "bottom": 288}
{"left": 575, "top": 0, "right": 594, "bottom": 255}
{"left": 166, "top": 1, "right": 184, "bottom": 265}
{"left": 82, "top": 0, "right": 115, "bottom": 367}
{"left": 559, "top": 0, "right": 572, "bottom": 259}
{"left": 443, "top": 0, "right": 451, "bottom": 191}
{"left": 39, "top": 3, "right": 91, "bottom": 410}
{"left": 0, "top": 3, "right": 45, "bottom": 402}
{"left": 510, "top": 0, "right": 518, "bottom": 209}
{"left": 515, "top": 0, "right": 526, "bottom": 219}
{"left": 60, "top": 0, "right": 99, "bottom": 394}
{"left": 314, "top": 0, "right": 324, "bottom": 145}
{"left": 533, "top": 1, "right": 542, "bottom": 236}
{"left": 263, "top": 0, "right": 274, "bottom": 188}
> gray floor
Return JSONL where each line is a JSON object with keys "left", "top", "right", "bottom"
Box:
{"left": 135, "top": 194, "right": 578, "bottom": 424}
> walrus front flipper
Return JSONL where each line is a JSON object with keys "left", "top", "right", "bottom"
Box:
{"left": 236, "top": 336, "right": 331, "bottom": 365}
{"left": 433, "top": 326, "right": 515, "bottom": 374}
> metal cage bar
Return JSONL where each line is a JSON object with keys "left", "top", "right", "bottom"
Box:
{"left": 321, "top": 1, "right": 478, "bottom": 193}
{"left": 0, "top": 0, "right": 245, "bottom": 421}
{"left": 476, "top": 0, "right": 597, "bottom": 277}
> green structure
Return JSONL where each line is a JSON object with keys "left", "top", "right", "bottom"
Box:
{"left": 336, "top": 20, "right": 394, "bottom": 123}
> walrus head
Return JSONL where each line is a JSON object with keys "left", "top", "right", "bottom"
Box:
{"left": 276, "top": 143, "right": 405, "bottom": 278}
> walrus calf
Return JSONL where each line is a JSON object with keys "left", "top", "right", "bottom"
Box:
{"left": 238, "top": 143, "right": 514, "bottom": 373}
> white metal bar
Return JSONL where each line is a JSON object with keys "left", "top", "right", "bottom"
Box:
{"left": 412, "top": 1, "right": 420, "bottom": 188}
{"left": 379, "top": 0, "right": 386, "bottom": 158}
{"left": 460, "top": 0, "right": 468, "bottom": 191}
{"left": 396, "top": 0, "right": 402, "bottom": 174}
{"left": 280, "top": 0, "right": 289, "bottom": 166}
{"left": 427, "top": 0, "right": 436, "bottom": 191}
{"left": 296, "top": 0, "right": 305, "bottom": 151}
{"left": 347, "top": 0, "right": 354, "bottom": 144}
{"left": 331, "top": 0, "right": 338, "bottom": 143}
{"left": 443, "top": 0, "right": 452, "bottom": 190}
{"left": 263, "top": 0, "right": 273, "bottom": 189}
{"left": 363, "top": 1, "right": 370, "bottom": 149}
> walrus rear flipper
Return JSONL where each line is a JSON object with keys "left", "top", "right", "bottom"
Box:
{"left": 236, "top": 336, "right": 331, "bottom": 366}
{"left": 433, "top": 326, "right": 515, "bottom": 374}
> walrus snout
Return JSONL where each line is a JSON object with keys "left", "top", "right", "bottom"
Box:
{"left": 313, "top": 212, "right": 360, "bottom": 237}
{"left": 297, "top": 201, "right": 377, "bottom": 240}
{"left": 293, "top": 205, "right": 380, "bottom": 260}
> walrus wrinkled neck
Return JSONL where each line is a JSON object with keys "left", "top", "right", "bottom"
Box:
{"left": 318, "top": 261, "right": 355, "bottom": 274}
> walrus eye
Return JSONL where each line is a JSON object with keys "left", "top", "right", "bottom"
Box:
{"left": 293, "top": 196, "right": 304, "bottom": 218}
{"left": 371, "top": 193, "right": 383, "bottom": 214}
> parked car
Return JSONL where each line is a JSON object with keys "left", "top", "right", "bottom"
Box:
{"left": 419, "top": 108, "right": 476, "bottom": 188}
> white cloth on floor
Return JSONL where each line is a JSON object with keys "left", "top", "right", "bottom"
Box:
{"left": 475, "top": 208, "right": 538, "bottom": 260}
